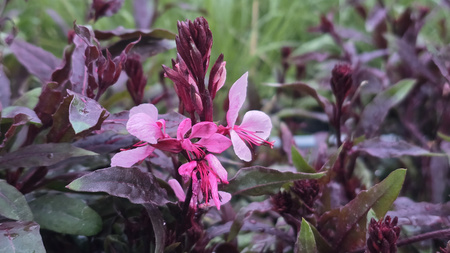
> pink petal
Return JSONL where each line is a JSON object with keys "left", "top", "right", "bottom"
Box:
{"left": 230, "top": 130, "right": 252, "bottom": 162}
{"left": 208, "top": 172, "right": 221, "bottom": 210}
{"left": 218, "top": 191, "right": 231, "bottom": 205}
{"left": 111, "top": 145, "right": 155, "bottom": 168}
{"left": 168, "top": 179, "right": 186, "bottom": 202}
{"left": 213, "top": 62, "right": 227, "bottom": 94}
{"left": 226, "top": 72, "right": 248, "bottom": 127}
{"left": 190, "top": 122, "right": 218, "bottom": 139}
{"left": 205, "top": 154, "right": 228, "bottom": 183}
{"left": 239, "top": 110, "right": 272, "bottom": 140}
{"left": 178, "top": 161, "right": 197, "bottom": 182}
{"left": 127, "top": 113, "right": 163, "bottom": 144}
{"left": 198, "top": 134, "right": 231, "bottom": 153}
{"left": 129, "top": 103, "right": 158, "bottom": 121}
{"left": 177, "top": 118, "right": 192, "bottom": 140}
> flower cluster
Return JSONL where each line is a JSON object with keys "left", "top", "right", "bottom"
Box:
{"left": 111, "top": 17, "right": 273, "bottom": 210}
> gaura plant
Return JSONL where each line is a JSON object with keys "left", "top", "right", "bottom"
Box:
{"left": 2, "top": 0, "right": 450, "bottom": 251}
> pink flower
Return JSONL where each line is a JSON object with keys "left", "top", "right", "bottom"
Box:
{"left": 126, "top": 103, "right": 169, "bottom": 144}
{"left": 111, "top": 103, "right": 170, "bottom": 167}
{"left": 178, "top": 154, "right": 230, "bottom": 209}
{"left": 225, "top": 72, "right": 274, "bottom": 162}
{"left": 177, "top": 118, "right": 231, "bottom": 159}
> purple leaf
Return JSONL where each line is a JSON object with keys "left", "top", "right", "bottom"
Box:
{"left": 319, "top": 169, "right": 406, "bottom": 251}
{"left": 0, "top": 221, "right": 46, "bottom": 253}
{"left": 34, "top": 82, "right": 64, "bottom": 127}
{"left": 278, "top": 82, "right": 334, "bottom": 120}
{"left": 89, "top": 0, "right": 124, "bottom": 21}
{"left": 133, "top": 0, "right": 155, "bottom": 29}
{"left": 158, "top": 111, "right": 187, "bottom": 137}
{"left": 2, "top": 106, "right": 41, "bottom": 125}
{"left": 365, "top": 6, "right": 387, "bottom": 32}
{"left": 94, "top": 27, "right": 175, "bottom": 40}
{"left": 67, "top": 90, "right": 110, "bottom": 134}
{"left": 70, "top": 35, "right": 89, "bottom": 94}
{"left": 0, "top": 65, "right": 11, "bottom": 107}
{"left": 356, "top": 137, "right": 436, "bottom": 158}
{"left": 0, "top": 143, "right": 97, "bottom": 169}
{"left": 9, "top": 39, "right": 61, "bottom": 81}
{"left": 73, "top": 131, "right": 135, "bottom": 154}
{"left": 67, "top": 167, "right": 170, "bottom": 205}
{"left": 387, "top": 197, "right": 450, "bottom": 228}
{"left": 221, "top": 166, "right": 325, "bottom": 196}
{"left": 355, "top": 79, "right": 415, "bottom": 138}
{"left": 143, "top": 203, "right": 166, "bottom": 252}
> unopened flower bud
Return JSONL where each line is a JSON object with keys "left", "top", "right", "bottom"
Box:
{"left": 291, "top": 179, "right": 320, "bottom": 208}
{"left": 330, "top": 63, "right": 353, "bottom": 108}
{"left": 367, "top": 216, "right": 400, "bottom": 253}
{"left": 271, "top": 191, "right": 293, "bottom": 214}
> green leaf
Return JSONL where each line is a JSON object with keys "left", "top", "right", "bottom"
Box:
{"left": 0, "top": 180, "right": 33, "bottom": 221}
{"left": 221, "top": 166, "right": 325, "bottom": 196}
{"left": 356, "top": 79, "right": 415, "bottom": 138}
{"left": 0, "top": 221, "right": 46, "bottom": 253}
{"left": 0, "top": 143, "right": 97, "bottom": 169}
{"left": 295, "top": 218, "right": 317, "bottom": 253}
{"left": 28, "top": 194, "right": 102, "bottom": 236}
{"left": 292, "top": 146, "right": 316, "bottom": 173}
{"left": 67, "top": 167, "right": 170, "bottom": 205}
{"left": 319, "top": 169, "right": 406, "bottom": 252}
{"left": 12, "top": 88, "right": 42, "bottom": 108}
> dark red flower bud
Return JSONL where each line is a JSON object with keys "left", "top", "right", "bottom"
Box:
{"left": 125, "top": 54, "right": 147, "bottom": 105}
{"left": 291, "top": 179, "right": 320, "bottom": 209}
{"left": 367, "top": 216, "right": 400, "bottom": 253}
{"left": 330, "top": 63, "right": 353, "bottom": 108}
{"left": 271, "top": 191, "right": 293, "bottom": 214}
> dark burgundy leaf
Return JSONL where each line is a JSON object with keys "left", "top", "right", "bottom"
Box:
{"left": 158, "top": 111, "right": 187, "bottom": 137}
{"left": 101, "top": 110, "right": 129, "bottom": 133}
{"left": 133, "top": 0, "right": 155, "bottom": 29}
{"left": 67, "top": 167, "right": 170, "bottom": 205}
{"left": 34, "top": 82, "right": 64, "bottom": 127}
{"left": 51, "top": 46, "right": 73, "bottom": 85}
{"left": 356, "top": 137, "right": 435, "bottom": 158}
{"left": 9, "top": 39, "right": 61, "bottom": 81}
{"left": 143, "top": 203, "right": 166, "bottom": 253}
{"left": 0, "top": 65, "right": 11, "bottom": 107}
{"left": 70, "top": 35, "right": 89, "bottom": 94}
{"left": 47, "top": 94, "right": 76, "bottom": 142}
{"left": 431, "top": 49, "right": 450, "bottom": 84}
{"left": 73, "top": 131, "right": 135, "bottom": 154}
{"left": 355, "top": 79, "right": 415, "bottom": 138}
{"left": 89, "top": 0, "right": 124, "bottom": 21}
{"left": 94, "top": 27, "right": 175, "bottom": 40}
{"left": 0, "top": 143, "right": 96, "bottom": 169}
{"left": 387, "top": 197, "right": 450, "bottom": 227}
{"left": 396, "top": 37, "right": 437, "bottom": 83}
{"left": 105, "top": 37, "right": 174, "bottom": 59}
